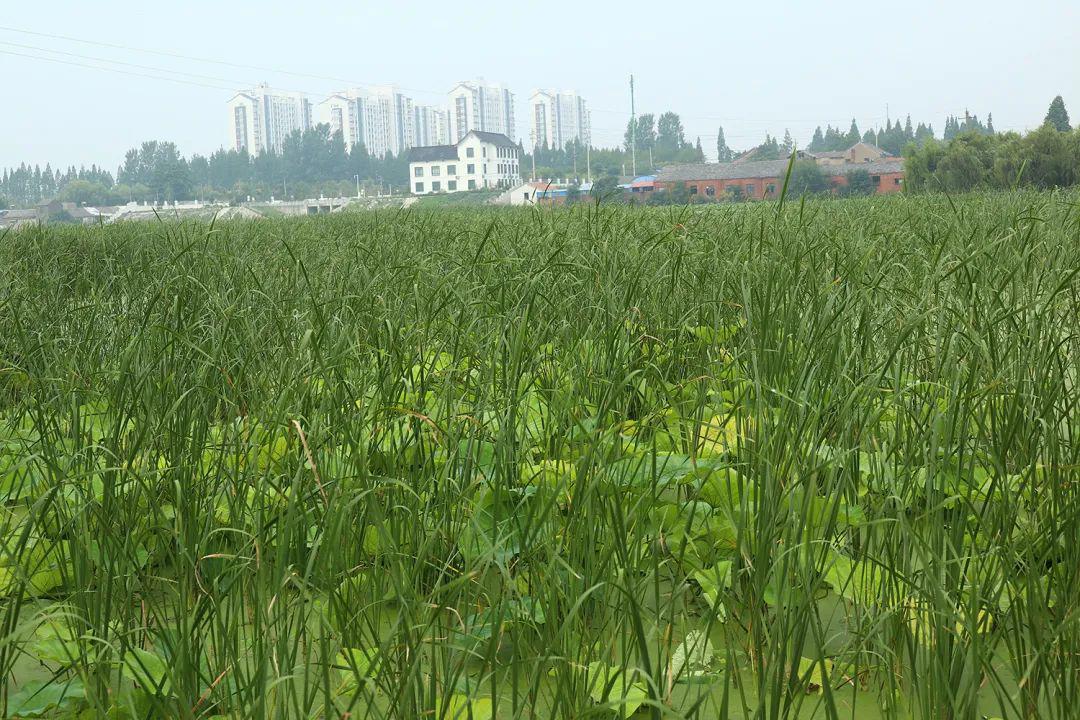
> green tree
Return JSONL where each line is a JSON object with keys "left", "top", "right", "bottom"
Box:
{"left": 1045, "top": 95, "right": 1071, "bottom": 132}
{"left": 667, "top": 182, "right": 691, "bottom": 204}
{"left": 845, "top": 119, "right": 861, "bottom": 147}
{"left": 749, "top": 134, "right": 781, "bottom": 161}
{"left": 840, "top": 169, "right": 875, "bottom": 197}
{"left": 590, "top": 175, "right": 621, "bottom": 203}
{"left": 781, "top": 129, "right": 794, "bottom": 155}
{"left": 656, "top": 112, "right": 686, "bottom": 157}
{"left": 716, "top": 126, "right": 734, "bottom": 162}
{"left": 787, "top": 160, "right": 828, "bottom": 196}
{"left": 624, "top": 114, "right": 656, "bottom": 153}
{"left": 58, "top": 179, "right": 117, "bottom": 206}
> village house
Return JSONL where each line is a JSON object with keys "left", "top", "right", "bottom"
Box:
{"left": 654, "top": 156, "right": 905, "bottom": 200}
{"left": 408, "top": 130, "right": 521, "bottom": 196}
{"left": 812, "top": 142, "right": 894, "bottom": 167}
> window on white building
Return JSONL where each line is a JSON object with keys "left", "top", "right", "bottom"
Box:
{"left": 432, "top": 166, "right": 441, "bottom": 177}
{"left": 447, "top": 165, "right": 457, "bottom": 175}
{"left": 432, "top": 181, "right": 441, "bottom": 192}
{"left": 415, "top": 182, "right": 424, "bottom": 193}
{"left": 468, "top": 179, "right": 476, "bottom": 190}
{"left": 414, "top": 167, "right": 424, "bottom": 177}
{"left": 466, "top": 148, "right": 475, "bottom": 158}
{"left": 467, "top": 164, "right": 475, "bottom": 174}
{"left": 448, "top": 180, "right": 457, "bottom": 191}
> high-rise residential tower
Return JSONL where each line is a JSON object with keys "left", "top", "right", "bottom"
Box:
{"left": 448, "top": 80, "right": 516, "bottom": 142}
{"left": 413, "top": 105, "right": 450, "bottom": 147}
{"left": 227, "top": 84, "right": 312, "bottom": 155}
{"left": 317, "top": 86, "right": 416, "bottom": 157}
{"left": 529, "top": 90, "right": 590, "bottom": 150}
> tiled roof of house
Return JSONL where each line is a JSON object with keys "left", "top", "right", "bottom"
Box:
{"left": 850, "top": 141, "right": 892, "bottom": 156}
{"left": 657, "top": 160, "right": 793, "bottom": 182}
{"left": 657, "top": 159, "right": 904, "bottom": 183}
{"left": 467, "top": 131, "right": 517, "bottom": 147}
{"left": 409, "top": 145, "right": 458, "bottom": 162}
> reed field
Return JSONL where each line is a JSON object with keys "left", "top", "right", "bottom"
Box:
{"left": 0, "top": 191, "right": 1078, "bottom": 719}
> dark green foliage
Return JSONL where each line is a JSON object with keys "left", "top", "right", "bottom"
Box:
{"left": 839, "top": 168, "right": 875, "bottom": 197}
{"left": 906, "top": 124, "right": 1080, "bottom": 191}
{"left": 624, "top": 113, "right": 656, "bottom": 153}
{"left": 716, "top": 126, "right": 734, "bottom": 163}
{"left": 667, "top": 181, "right": 691, "bottom": 204}
{"left": 943, "top": 111, "right": 995, "bottom": 141}
{"left": 1045, "top": 95, "right": 1071, "bottom": 132}
{"left": 786, "top": 159, "right": 829, "bottom": 195}
{"left": 656, "top": 111, "right": 687, "bottom": 155}
{"left": 0, "top": 163, "right": 116, "bottom": 208}
{"left": 589, "top": 174, "right": 621, "bottom": 202}
{"left": 744, "top": 134, "right": 782, "bottom": 161}
{"left": 1, "top": 125, "right": 410, "bottom": 208}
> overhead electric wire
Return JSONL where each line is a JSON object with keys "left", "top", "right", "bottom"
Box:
{"left": 0, "top": 24, "right": 444, "bottom": 97}
{"left": 0, "top": 40, "right": 278, "bottom": 90}
{"left": 0, "top": 24, "right": 1025, "bottom": 139}
{"left": 0, "top": 48, "right": 241, "bottom": 92}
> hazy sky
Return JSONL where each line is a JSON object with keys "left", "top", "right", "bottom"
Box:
{"left": 2, "top": 1, "right": 1078, "bottom": 169}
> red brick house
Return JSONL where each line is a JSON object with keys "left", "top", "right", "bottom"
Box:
{"left": 654, "top": 158, "right": 905, "bottom": 199}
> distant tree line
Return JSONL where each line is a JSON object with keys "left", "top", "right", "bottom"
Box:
{"left": 905, "top": 123, "right": 1079, "bottom": 192}
{"left": 0, "top": 164, "right": 117, "bottom": 209}
{"left": 0, "top": 125, "right": 410, "bottom": 209}
{"left": 524, "top": 110, "right": 706, "bottom": 181}
{"left": 2, "top": 98, "right": 1076, "bottom": 210}
{"left": 804, "top": 116, "right": 937, "bottom": 156}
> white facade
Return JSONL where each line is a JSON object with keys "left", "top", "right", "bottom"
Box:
{"left": 413, "top": 105, "right": 450, "bottom": 147}
{"left": 530, "top": 90, "right": 590, "bottom": 150}
{"left": 409, "top": 131, "right": 521, "bottom": 196}
{"left": 228, "top": 85, "right": 313, "bottom": 156}
{"left": 448, "top": 80, "right": 516, "bottom": 142}
{"left": 317, "top": 86, "right": 416, "bottom": 157}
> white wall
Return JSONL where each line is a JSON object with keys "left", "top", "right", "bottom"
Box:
{"left": 409, "top": 134, "right": 521, "bottom": 196}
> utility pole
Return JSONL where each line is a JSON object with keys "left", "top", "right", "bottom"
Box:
{"left": 586, "top": 143, "right": 592, "bottom": 183}
{"left": 630, "top": 74, "right": 637, "bottom": 178}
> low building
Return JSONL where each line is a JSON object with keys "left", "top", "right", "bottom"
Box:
{"left": 655, "top": 158, "right": 905, "bottom": 199}
{"left": 497, "top": 181, "right": 583, "bottom": 206}
{"left": 628, "top": 175, "right": 657, "bottom": 194}
{"left": 408, "top": 131, "right": 521, "bottom": 196}
{"left": 812, "top": 142, "right": 893, "bottom": 167}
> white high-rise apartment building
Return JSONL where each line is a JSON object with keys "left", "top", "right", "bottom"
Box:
{"left": 413, "top": 105, "right": 450, "bottom": 147}
{"left": 448, "top": 80, "right": 516, "bottom": 142}
{"left": 530, "top": 90, "right": 591, "bottom": 150}
{"left": 317, "top": 86, "right": 416, "bottom": 157}
{"left": 227, "top": 84, "right": 313, "bottom": 156}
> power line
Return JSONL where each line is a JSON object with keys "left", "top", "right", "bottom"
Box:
{"left": 0, "top": 24, "right": 983, "bottom": 130}
{"left": 0, "top": 24, "right": 445, "bottom": 97}
{"left": 0, "top": 49, "right": 241, "bottom": 92}
{"left": 0, "top": 40, "right": 272, "bottom": 90}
